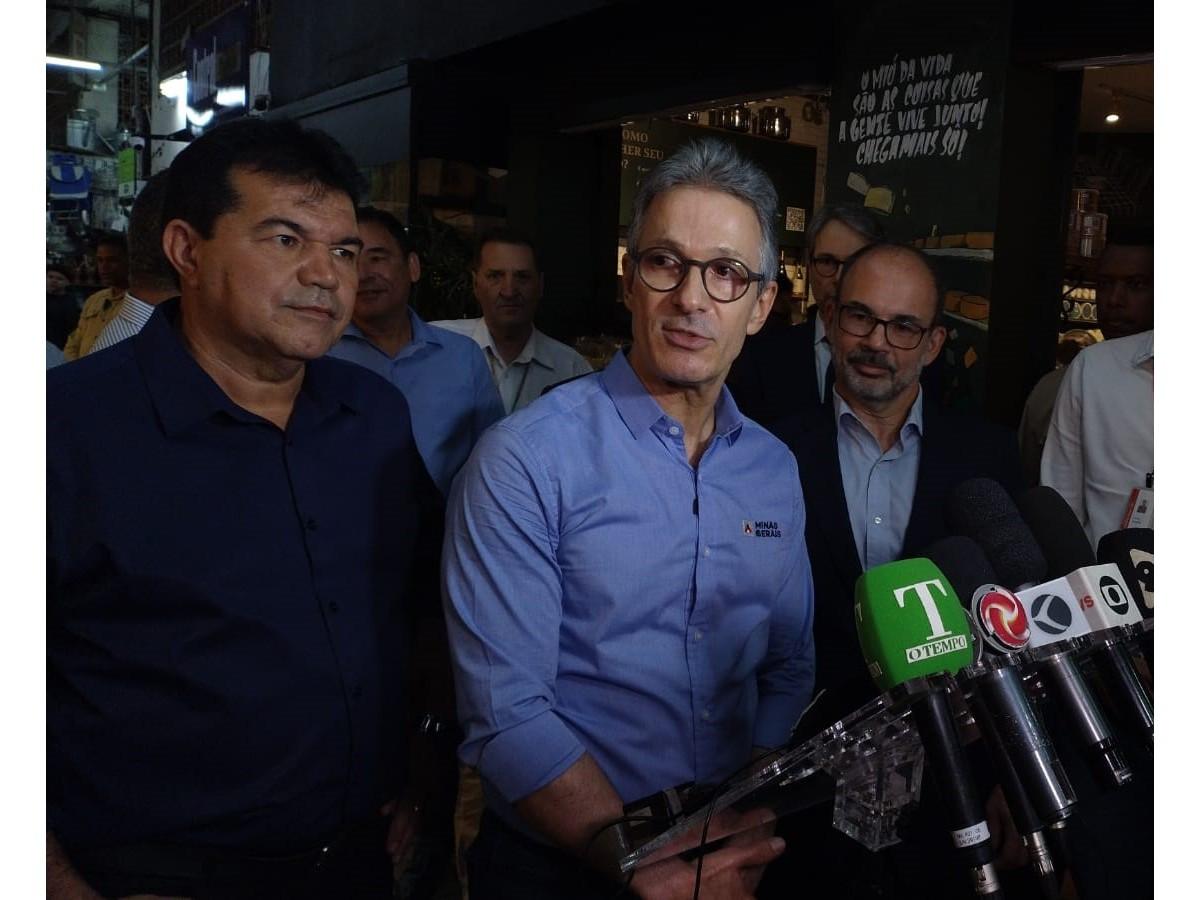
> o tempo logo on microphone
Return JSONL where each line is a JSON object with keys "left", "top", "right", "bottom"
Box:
{"left": 1029, "top": 593, "right": 1073, "bottom": 636}
{"left": 971, "top": 584, "right": 1030, "bottom": 652}
{"left": 905, "top": 633, "right": 970, "bottom": 663}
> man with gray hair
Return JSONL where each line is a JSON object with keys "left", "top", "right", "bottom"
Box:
{"left": 87, "top": 171, "right": 178, "bottom": 354}
{"left": 443, "top": 137, "right": 815, "bottom": 898}
{"left": 727, "top": 204, "right": 884, "bottom": 425}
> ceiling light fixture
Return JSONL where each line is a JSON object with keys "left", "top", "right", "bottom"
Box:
{"left": 1105, "top": 88, "right": 1121, "bottom": 124}
{"left": 47, "top": 55, "right": 103, "bottom": 72}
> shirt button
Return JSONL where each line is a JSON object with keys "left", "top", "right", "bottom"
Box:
{"left": 703, "top": 546, "right": 711, "bottom": 558}
{"left": 701, "top": 708, "right": 711, "bottom": 721}
{"left": 668, "top": 425, "right": 680, "bottom": 436}
{"left": 306, "top": 517, "right": 318, "bottom": 531}
{"left": 693, "top": 629, "right": 703, "bottom": 642}
{"left": 873, "top": 516, "right": 883, "bottom": 525}
{"left": 329, "top": 601, "right": 340, "bottom": 613}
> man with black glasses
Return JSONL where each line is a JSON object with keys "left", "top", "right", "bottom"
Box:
{"left": 762, "top": 242, "right": 1021, "bottom": 900}
{"left": 443, "top": 138, "right": 815, "bottom": 899}
{"left": 726, "top": 204, "right": 884, "bottom": 425}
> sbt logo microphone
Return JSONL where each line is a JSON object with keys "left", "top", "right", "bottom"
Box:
{"left": 855, "top": 558, "right": 974, "bottom": 691}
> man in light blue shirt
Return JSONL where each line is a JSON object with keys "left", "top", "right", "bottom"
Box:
{"left": 444, "top": 139, "right": 815, "bottom": 899}
{"left": 328, "top": 207, "right": 504, "bottom": 496}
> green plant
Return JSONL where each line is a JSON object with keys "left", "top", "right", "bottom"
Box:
{"left": 407, "top": 205, "right": 479, "bottom": 322}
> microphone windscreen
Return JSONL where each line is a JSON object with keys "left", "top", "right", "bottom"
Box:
{"left": 1016, "top": 486, "right": 1096, "bottom": 576}
{"left": 922, "top": 536, "right": 998, "bottom": 602}
{"left": 1097, "top": 528, "right": 1153, "bottom": 561}
{"left": 945, "top": 478, "right": 1047, "bottom": 588}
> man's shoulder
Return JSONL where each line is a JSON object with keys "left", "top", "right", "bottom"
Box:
{"left": 533, "top": 329, "right": 592, "bottom": 371}
{"left": 48, "top": 338, "right": 138, "bottom": 398}
{"left": 425, "top": 322, "right": 490, "bottom": 359}
{"left": 427, "top": 317, "right": 480, "bottom": 339}
{"left": 308, "top": 354, "right": 416, "bottom": 412}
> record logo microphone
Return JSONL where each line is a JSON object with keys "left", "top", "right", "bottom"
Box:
{"left": 971, "top": 584, "right": 1030, "bottom": 652}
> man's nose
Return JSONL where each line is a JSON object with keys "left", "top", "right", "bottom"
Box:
{"left": 299, "top": 245, "right": 339, "bottom": 291}
{"left": 672, "top": 264, "right": 711, "bottom": 313}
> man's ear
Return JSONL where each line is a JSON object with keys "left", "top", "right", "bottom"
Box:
{"left": 162, "top": 219, "right": 204, "bottom": 288}
{"left": 407, "top": 252, "right": 422, "bottom": 284}
{"left": 745, "top": 281, "right": 778, "bottom": 337}
{"left": 923, "top": 324, "right": 948, "bottom": 366}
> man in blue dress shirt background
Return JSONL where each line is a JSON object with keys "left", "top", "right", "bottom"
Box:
{"left": 47, "top": 118, "right": 444, "bottom": 899}
{"left": 328, "top": 206, "right": 504, "bottom": 497}
{"left": 443, "top": 137, "right": 816, "bottom": 900}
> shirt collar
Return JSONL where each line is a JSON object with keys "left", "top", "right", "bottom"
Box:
{"left": 814, "top": 315, "right": 828, "bottom": 346}
{"left": 340, "top": 307, "right": 443, "bottom": 360}
{"left": 600, "top": 349, "right": 745, "bottom": 444}
{"left": 136, "top": 297, "right": 367, "bottom": 436}
{"left": 475, "top": 318, "right": 552, "bottom": 370}
{"left": 1129, "top": 329, "right": 1154, "bottom": 368}
{"left": 833, "top": 384, "right": 924, "bottom": 445}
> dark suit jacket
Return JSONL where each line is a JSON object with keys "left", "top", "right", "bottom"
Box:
{"left": 772, "top": 399, "right": 1022, "bottom": 718}
{"left": 726, "top": 319, "right": 821, "bottom": 427}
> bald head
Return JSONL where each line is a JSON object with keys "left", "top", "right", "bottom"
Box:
{"left": 838, "top": 242, "right": 942, "bottom": 322}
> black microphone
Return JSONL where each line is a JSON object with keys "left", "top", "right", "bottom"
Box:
{"left": 1097, "top": 528, "right": 1154, "bottom": 620}
{"left": 925, "top": 537, "right": 1073, "bottom": 898}
{"left": 945, "top": 479, "right": 1132, "bottom": 790}
{"left": 1015, "top": 488, "right": 1153, "bottom": 753}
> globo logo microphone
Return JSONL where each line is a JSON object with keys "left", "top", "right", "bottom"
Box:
{"left": 971, "top": 584, "right": 1030, "bottom": 653}
{"left": 855, "top": 558, "right": 975, "bottom": 691}
{"left": 1066, "top": 564, "right": 1143, "bottom": 632}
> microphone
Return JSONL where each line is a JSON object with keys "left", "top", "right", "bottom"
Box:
{"left": 945, "top": 479, "right": 1133, "bottom": 790}
{"left": 1015, "top": 488, "right": 1153, "bottom": 752}
{"left": 924, "top": 537, "right": 1073, "bottom": 898}
{"left": 855, "top": 557, "right": 1003, "bottom": 897}
{"left": 1097, "top": 528, "right": 1154, "bottom": 620}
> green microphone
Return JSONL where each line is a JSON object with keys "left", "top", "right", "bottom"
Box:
{"left": 855, "top": 558, "right": 1002, "bottom": 898}
{"left": 855, "top": 557, "right": 975, "bottom": 690}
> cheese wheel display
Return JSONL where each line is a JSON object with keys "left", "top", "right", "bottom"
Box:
{"left": 966, "top": 231, "right": 995, "bottom": 250}
{"left": 958, "top": 294, "right": 990, "bottom": 320}
{"left": 939, "top": 233, "right": 966, "bottom": 248}
{"left": 944, "top": 290, "right": 967, "bottom": 313}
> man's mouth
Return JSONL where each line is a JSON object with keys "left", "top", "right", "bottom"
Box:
{"left": 663, "top": 326, "right": 713, "bottom": 351}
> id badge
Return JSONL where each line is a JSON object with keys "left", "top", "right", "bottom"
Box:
{"left": 1121, "top": 487, "right": 1153, "bottom": 529}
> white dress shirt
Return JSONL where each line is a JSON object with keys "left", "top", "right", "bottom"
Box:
{"left": 88, "top": 292, "right": 157, "bottom": 354}
{"left": 430, "top": 317, "right": 593, "bottom": 414}
{"left": 1041, "top": 330, "right": 1153, "bottom": 547}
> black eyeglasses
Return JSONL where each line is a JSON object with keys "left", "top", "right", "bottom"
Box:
{"left": 632, "top": 247, "right": 765, "bottom": 303}
{"left": 811, "top": 254, "right": 848, "bottom": 278}
{"left": 837, "top": 303, "right": 933, "bottom": 350}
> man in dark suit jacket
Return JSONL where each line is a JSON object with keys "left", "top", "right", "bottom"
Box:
{"left": 726, "top": 204, "right": 886, "bottom": 425}
{"left": 761, "top": 242, "right": 1022, "bottom": 900}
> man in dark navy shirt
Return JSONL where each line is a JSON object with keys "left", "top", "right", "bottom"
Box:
{"left": 47, "top": 118, "right": 443, "bottom": 899}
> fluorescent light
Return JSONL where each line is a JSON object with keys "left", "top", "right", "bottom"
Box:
{"left": 1105, "top": 112, "right": 1120, "bottom": 123}
{"left": 185, "top": 106, "right": 214, "bottom": 127}
{"left": 47, "top": 55, "right": 102, "bottom": 72}
{"left": 215, "top": 87, "right": 246, "bottom": 108}
{"left": 159, "top": 73, "right": 187, "bottom": 100}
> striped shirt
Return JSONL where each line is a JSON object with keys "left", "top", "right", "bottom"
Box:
{"left": 88, "top": 293, "right": 156, "bottom": 355}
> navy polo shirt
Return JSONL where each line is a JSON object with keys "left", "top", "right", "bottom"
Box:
{"left": 47, "top": 298, "right": 442, "bottom": 854}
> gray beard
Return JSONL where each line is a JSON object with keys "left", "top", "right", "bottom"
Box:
{"left": 838, "top": 351, "right": 920, "bottom": 405}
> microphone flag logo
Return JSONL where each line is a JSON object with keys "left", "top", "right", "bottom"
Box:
{"left": 1098, "top": 575, "right": 1131, "bottom": 615}
{"left": 1029, "top": 593, "right": 1073, "bottom": 636}
{"left": 972, "top": 584, "right": 1031, "bottom": 652}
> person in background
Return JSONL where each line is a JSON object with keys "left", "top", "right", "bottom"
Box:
{"left": 1017, "top": 329, "right": 1096, "bottom": 485}
{"left": 48, "top": 116, "right": 445, "bottom": 900}
{"left": 764, "top": 241, "right": 1022, "bottom": 900}
{"left": 47, "top": 264, "right": 80, "bottom": 351}
{"left": 726, "top": 204, "right": 885, "bottom": 425}
{"left": 329, "top": 206, "right": 503, "bottom": 497}
{"left": 443, "top": 137, "right": 814, "bottom": 899}
{"left": 432, "top": 229, "right": 592, "bottom": 414}
{"left": 63, "top": 233, "right": 129, "bottom": 360}
{"left": 86, "top": 172, "right": 178, "bottom": 354}
{"left": 1042, "top": 227, "right": 1153, "bottom": 547}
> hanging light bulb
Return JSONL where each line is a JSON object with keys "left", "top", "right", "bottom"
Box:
{"left": 1105, "top": 89, "right": 1121, "bottom": 124}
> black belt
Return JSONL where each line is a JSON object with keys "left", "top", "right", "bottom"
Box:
{"left": 71, "top": 817, "right": 390, "bottom": 898}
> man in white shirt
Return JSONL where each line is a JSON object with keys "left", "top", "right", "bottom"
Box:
{"left": 1042, "top": 234, "right": 1153, "bottom": 546}
{"left": 432, "top": 229, "right": 591, "bottom": 413}
{"left": 88, "top": 172, "right": 178, "bottom": 355}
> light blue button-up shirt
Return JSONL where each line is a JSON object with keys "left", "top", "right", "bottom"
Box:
{"left": 834, "top": 386, "right": 924, "bottom": 570}
{"left": 328, "top": 309, "right": 504, "bottom": 496}
{"left": 443, "top": 350, "right": 815, "bottom": 825}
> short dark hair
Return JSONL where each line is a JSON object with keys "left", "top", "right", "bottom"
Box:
{"left": 837, "top": 241, "right": 945, "bottom": 322}
{"left": 128, "top": 172, "right": 177, "bottom": 290}
{"left": 357, "top": 206, "right": 417, "bottom": 256}
{"left": 808, "top": 204, "right": 887, "bottom": 255}
{"left": 94, "top": 232, "right": 127, "bottom": 255}
{"left": 473, "top": 227, "right": 539, "bottom": 271}
{"left": 162, "top": 117, "right": 363, "bottom": 239}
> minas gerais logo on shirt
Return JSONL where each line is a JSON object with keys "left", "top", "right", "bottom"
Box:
{"left": 742, "top": 519, "right": 782, "bottom": 538}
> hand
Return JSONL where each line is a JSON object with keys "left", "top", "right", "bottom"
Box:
{"left": 984, "top": 784, "right": 1028, "bottom": 870}
{"left": 381, "top": 797, "right": 422, "bottom": 866}
{"left": 630, "top": 808, "right": 784, "bottom": 900}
